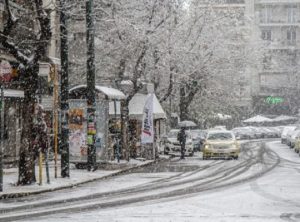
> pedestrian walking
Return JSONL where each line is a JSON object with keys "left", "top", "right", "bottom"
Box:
{"left": 177, "top": 127, "right": 187, "bottom": 159}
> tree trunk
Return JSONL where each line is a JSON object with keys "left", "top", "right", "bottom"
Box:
{"left": 18, "top": 66, "right": 39, "bottom": 185}
{"left": 121, "top": 100, "right": 129, "bottom": 161}
{"left": 179, "top": 86, "right": 189, "bottom": 121}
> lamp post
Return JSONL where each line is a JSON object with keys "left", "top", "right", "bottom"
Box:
{"left": 86, "top": 0, "right": 96, "bottom": 171}
{"left": 60, "top": 0, "right": 70, "bottom": 177}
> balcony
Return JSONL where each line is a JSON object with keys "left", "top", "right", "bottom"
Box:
{"left": 256, "top": 0, "right": 300, "bottom": 5}
{"left": 259, "top": 22, "right": 300, "bottom": 27}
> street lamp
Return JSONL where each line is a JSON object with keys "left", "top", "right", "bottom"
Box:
{"left": 86, "top": 0, "right": 96, "bottom": 171}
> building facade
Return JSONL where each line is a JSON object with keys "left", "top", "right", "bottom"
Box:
{"left": 0, "top": 0, "right": 60, "bottom": 163}
{"left": 251, "top": 0, "right": 300, "bottom": 114}
{"left": 197, "top": 0, "right": 300, "bottom": 116}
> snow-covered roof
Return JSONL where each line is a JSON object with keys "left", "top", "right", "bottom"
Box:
{"left": 243, "top": 115, "right": 273, "bottom": 123}
{"left": 216, "top": 113, "right": 232, "bottom": 120}
{"left": 129, "top": 93, "right": 166, "bottom": 120}
{"left": 120, "top": 80, "right": 133, "bottom": 85}
{"left": 273, "top": 115, "right": 297, "bottom": 122}
{"left": 69, "top": 85, "right": 126, "bottom": 100}
{"left": 3, "top": 89, "right": 24, "bottom": 98}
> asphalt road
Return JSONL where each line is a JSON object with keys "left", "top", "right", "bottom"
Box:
{"left": 0, "top": 140, "right": 299, "bottom": 222}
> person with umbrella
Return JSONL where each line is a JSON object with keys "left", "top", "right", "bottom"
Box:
{"left": 177, "top": 127, "right": 187, "bottom": 159}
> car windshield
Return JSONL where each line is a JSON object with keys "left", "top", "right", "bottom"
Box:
{"left": 207, "top": 132, "right": 234, "bottom": 140}
{"left": 167, "top": 131, "right": 179, "bottom": 138}
{"left": 190, "top": 130, "right": 205, "bottom": 138}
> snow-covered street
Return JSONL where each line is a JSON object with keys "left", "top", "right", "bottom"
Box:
{"left": 0, "top": 140, "right": 299, "bottom": 221}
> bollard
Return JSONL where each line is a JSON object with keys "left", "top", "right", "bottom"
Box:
{"left": 39, "top": 152, "right": 43, "bottom": 185}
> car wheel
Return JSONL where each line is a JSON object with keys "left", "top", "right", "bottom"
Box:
{"left": 189, "top": 152, "right": 194, "bottom": 157}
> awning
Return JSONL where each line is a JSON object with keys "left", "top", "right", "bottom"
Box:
{"left": 273, "top": 115, "right": 297, "bottom": 122}
{"left": 129, "top": 93, "right": 166, "bottom": 120}
{"left": 69, "top": 84, "right": 126, "bottom": 100}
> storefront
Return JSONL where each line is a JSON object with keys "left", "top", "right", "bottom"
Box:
{"left": 0, "top": 56, "right": 23, "bottom": 165}
{"left": 0, "top": 56, "right": 56, "bottom": 164}
{"left": 2, "top": 89, "right": 24, "bottom": 164}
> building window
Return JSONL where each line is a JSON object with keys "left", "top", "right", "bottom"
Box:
{"left": 225, "top": 0, "right": 245, "bottom": 3}
{"left": 287, "top": 29, "right": 296, "bottom": 44}
{"left": 262, "top": 54, "right": 272, "bottom": 70}
{"left": 261, "top": 30, "right": 272, "bottom": 40}
{"left": 260, "top": 5, "right": 272, "bottom": 23}
{"left": 287, "top": 5, "right": 297, "bottom": 23}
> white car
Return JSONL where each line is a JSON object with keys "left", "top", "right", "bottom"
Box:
{"left": 289, "top": 130, "right": 300, "bottom": 148}
{"left": 281, "top": 126, "right": 296, "bottom": 144}
{"left": 164, "top": 129, "right": 194, "bottom": 156}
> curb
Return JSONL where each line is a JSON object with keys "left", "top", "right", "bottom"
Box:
{"left": 0, "top": 157, "right": 168, "bottom": 200}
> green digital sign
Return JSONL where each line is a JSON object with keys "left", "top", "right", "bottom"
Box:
{"left": 265, "top": 96, "right": 284, "bottom": 105}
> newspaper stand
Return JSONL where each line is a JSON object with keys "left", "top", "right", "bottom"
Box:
{"left": 68, "top": 85, "right": 126, "bottom": 168}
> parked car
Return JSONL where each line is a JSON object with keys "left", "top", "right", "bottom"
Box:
{"left": 202, "top": 130, "right": 240, "bottom": 160}
{"left": 286, "top": 128, "right": 299, "bottom": 147}
{"left": 248, "top": 126, "right": 263, "bottom": 139}
{"left": 190, "top": 129, "right": 207, "bottom": 152}
{"left": 289, "top": 129, "right": 300, "bottom": 148}
{"left": 232, "top": 127, "right": 255, "bottom": 140}
{"left": 281, "top": 126, "right": 296, "bottom": 144}
{"left": 258, "top": 127, "right": 273, "bottom": 138}
{"left": 163, "top": 129, "right": 194, "bottom": 156}
{"left": 294, "top": 138, "right": 300, "bottom": 153}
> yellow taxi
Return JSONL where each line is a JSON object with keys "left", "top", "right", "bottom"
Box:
{"left": 203, "top": 130, "right": 240, "bottom": 160}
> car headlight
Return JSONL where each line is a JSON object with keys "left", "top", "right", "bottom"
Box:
{"left": 204, "top": 144, "right": 211, "bottom": 150}
{"left": 230, "top": 144, "right": 237, "bottom": 149}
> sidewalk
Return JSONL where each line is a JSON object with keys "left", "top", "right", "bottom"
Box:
{"left": 1, "top": 158, "right": 162, "bottom": 199}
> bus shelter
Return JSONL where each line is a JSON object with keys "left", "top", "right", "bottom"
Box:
{"left": 69, "top": 85, "right": 126, "bottom": 163}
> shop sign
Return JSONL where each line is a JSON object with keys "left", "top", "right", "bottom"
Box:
{"left": 265, "top": 96, "right": 284, "bottom": 105}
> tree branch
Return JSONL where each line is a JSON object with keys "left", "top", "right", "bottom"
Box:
{"left": 33, "top": 0, "right": 52, "bottom": 64}
{"left": 159, "top": 72, "right": 174, "bottom": 103}
{"left": 0, "top": 0, "right": 29, "bottom": 65}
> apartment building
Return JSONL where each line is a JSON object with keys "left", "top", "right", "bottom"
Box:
{"left": 195, "top": 0, "right": 300, "bottom": 115}
{"left": 250, "top": 0, "right": 300, "bottom": 114}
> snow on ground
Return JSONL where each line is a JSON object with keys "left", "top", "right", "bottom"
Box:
{"left": 1, "top": 159, "right": 153, "bottom": 197}
{"left": 23, "top": 140, "right": 300, "bottom": 222}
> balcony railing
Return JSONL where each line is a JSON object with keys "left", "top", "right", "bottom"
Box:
{"left": 256, "top": 0, "right": 300, "bottom": 4}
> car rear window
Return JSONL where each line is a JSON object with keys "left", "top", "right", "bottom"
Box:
{"left": 207, "top": 132, "right": 234, "bottom": 140}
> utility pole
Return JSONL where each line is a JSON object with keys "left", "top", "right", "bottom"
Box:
{"left": 60, "top": 0, "right": 70, "bottom": 177}
{"left": 53, "top": 65, "right": 59, "bottom": 178}
{"left": 86, "top": 0, "right": 96, "bottom": 171}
